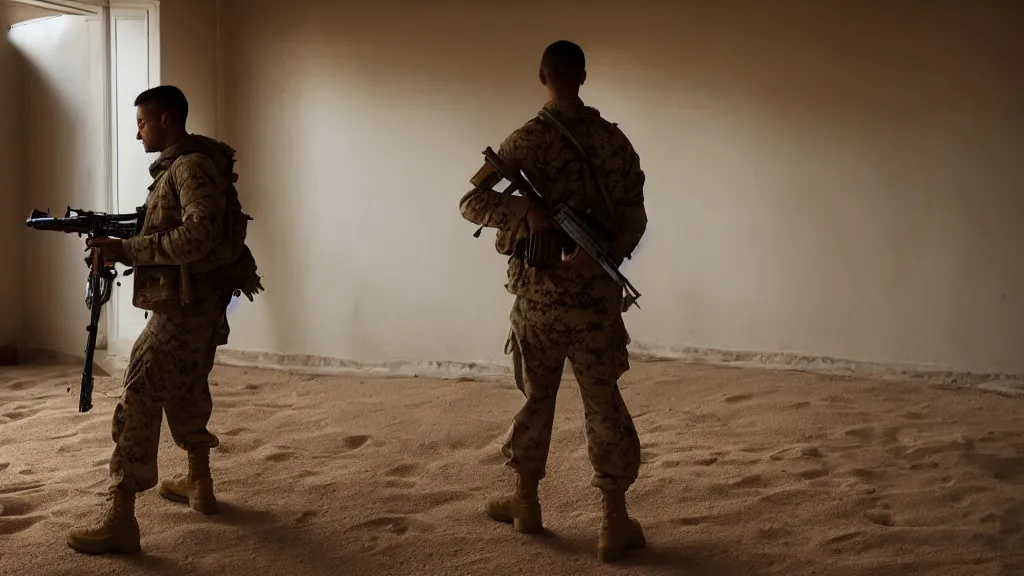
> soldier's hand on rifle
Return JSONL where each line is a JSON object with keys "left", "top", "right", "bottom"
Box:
{"left": 85, "top": 237, "right": 130, "bottom": 265}
{"left": 562, "top": 246, "right": 588, "bottom": 267}
{"left": 526, "top": 207, "right": 554, "bottom": 233}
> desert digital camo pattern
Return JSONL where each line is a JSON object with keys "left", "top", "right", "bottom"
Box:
{"left": 108, "top": 134, "right": 253, "bottom": 493}
{"left": 459, "top": 98, "right": 648, "bottom": 491}
{"left": 108, "top": 295, "right": 229, "bottom": 493}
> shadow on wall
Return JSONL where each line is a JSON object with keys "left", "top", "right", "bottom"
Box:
{"left": 9, "top": 15, "right": 108, "bottom": 358}
{"left": 0, "top": 19, "right": 24, "bottom": 349}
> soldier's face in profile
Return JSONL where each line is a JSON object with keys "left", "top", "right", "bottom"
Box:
{"left": 135, "top": 105, "right": 164, "bottom": 153}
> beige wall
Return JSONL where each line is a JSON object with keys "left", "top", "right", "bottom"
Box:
{"left": 9, "top": 14, "right": 107, "bottom": 356}
{"left": 7, "top": 0, "right": 1024, "bottom": 375}
{"left": 0, "top": 12, "right": 24, "bottom": 348}
{"left": 208, "top": 0, "right": 1024, "bottom": 375}
{"left": 160, "top": 0, "right": 218, "bottom": 138}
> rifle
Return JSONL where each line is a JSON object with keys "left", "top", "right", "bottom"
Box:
{"left": 25, "top": 206, "right": 146, "bottom": 412}
{"left": 469, "top": 147, "right": 642, "bottom": 310}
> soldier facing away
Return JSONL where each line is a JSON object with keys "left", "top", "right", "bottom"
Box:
{"left": 67, "top": 85, "right": 263, "bottom": 554}
{"left": 458, "top": 40, "right": 649, "bottom": 562}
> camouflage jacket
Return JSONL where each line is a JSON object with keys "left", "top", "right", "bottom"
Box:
{"left": 459, "top": 98, "right": 647, "bottom": 311}
{"left": 123, "top": 134, "right": 256, "bottom": 310}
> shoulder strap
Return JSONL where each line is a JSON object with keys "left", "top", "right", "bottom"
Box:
{"left": 537, "top": 109, "right": 616, "bottom": 222}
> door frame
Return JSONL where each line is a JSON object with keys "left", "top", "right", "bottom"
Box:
{"left": 4, "top": 0, "right": 160, "bottom": 355}
{"left": 105, "top": 0, "right": 160, "bottom": 356}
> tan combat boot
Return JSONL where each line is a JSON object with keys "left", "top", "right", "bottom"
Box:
{"left": 158, "top": 448, "right": 218, "bottom": 514}
{"left": 484, "top": 472, "right": 543, "bottom": 533}
{"left": 597, "top": 489, "right": 646, "bottom": 562}
{"left": 66, "top": 487, "right": 141, "bottom": 555}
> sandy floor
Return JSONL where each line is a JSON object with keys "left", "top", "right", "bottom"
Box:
{"left": 1, "top": 357, "right": 1023, "bottom": 576}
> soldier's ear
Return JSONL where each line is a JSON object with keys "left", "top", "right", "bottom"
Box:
{"left": 580, "top": 70, "right": 587, "bottom": 86}
{"left": 539, "top": 69, "right": 548, "bottom": 86}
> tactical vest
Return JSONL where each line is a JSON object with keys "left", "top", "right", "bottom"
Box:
{"left": 174, "top": 135, "right": 264, "bottom": 302}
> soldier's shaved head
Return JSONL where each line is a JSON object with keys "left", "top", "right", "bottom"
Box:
{"left": 539, "top": 40, "right": 587, "bottom": 95}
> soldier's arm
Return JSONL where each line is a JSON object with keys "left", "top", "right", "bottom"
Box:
{"left": 458, "top": 132, "right": 533, "bottom": 230}
{"left": 616, "top": 144, "right": 647, "bottom": 259}
{"left": 123, "top": 155, "right": 227, "bottom": 266}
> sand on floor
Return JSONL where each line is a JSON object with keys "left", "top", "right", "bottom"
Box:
{"left": 1, "top": 356, "right": 1023, "bottom": 576}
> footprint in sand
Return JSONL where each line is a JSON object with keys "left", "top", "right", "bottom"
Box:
{"left": 864, "top": 509, "right": 893, "bottom": 526}
{"left": 843, "top": 426, "right": 875, "bottom": 443}
{"left": 0, "top": 463, "right": 8, "bottom": 473}
{"left": 383, "top": 490, "right": 473, "bottom": 515}
{"left": 824, "top": 530, "right": 866, "bottom": 549}
{"left": 347, "top": 515, "right": 434, "bottom": 553}
{"left": 350, "top": 515, "right": 412, "bottom": 536}
{"left": 264, "top": 449, "right": 299, "bottom": 463}
{"left": 385, "top": 463, "right": 423, "bottom": 478}
{"left": 769, "top": 445, "right": 823, "bottom": 461}
{"left": 342, "top": 435, "right": 371, "bottom": 450}
{"left": 289, "top": 509, "right": 319, "bottom": 525}
{"left": 0, "top": 483, "right": 45, "bottom": 496}
{"left": 1, "top": 406, "right": 45, "bottom": 422}
{"left": 723, "top": 393, "right": 753, "bottom": 404}
{"left": 222, "top": 427, "right": 252, "bottom": 437}
{"left": 383, "top": 478, "right": 418, "bottom": 489}
{"left": 0, "top": 498, "right": 45, "bottom": 535}
{"left": 731, "top": 475, "right": 769, "bottom": 489}
{"left": 7, "top": 379, "right": 41, "bottom": 391}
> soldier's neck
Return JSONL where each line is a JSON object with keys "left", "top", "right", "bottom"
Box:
{"left": 160, "top": 130, "right": 189, "bottom": 152}
{"left": 547, "top": 85, "right": 581, "bottom": 103}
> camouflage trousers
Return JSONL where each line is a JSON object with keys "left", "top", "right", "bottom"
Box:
{"left": 501, "top": 295, "right": 641, "bottom": 492}
{"left": 108, "top": 296, "right": 229, "bottom": 493}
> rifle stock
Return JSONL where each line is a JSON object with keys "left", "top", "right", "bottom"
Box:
{"left": 26, "top": 205, "right": 146, "bottom": 413}
{"left": 474, "top": 147, "right": 642, "bottom": 310}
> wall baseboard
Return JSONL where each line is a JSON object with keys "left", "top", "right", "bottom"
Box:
{"left": 214, "top": 343, "right": 1024, "bottom": 397}
{"left": 14, "top": 342, "right": 1024, "bottom": 399}
{"left": 214, "top": 348, "right": 511, "bottom": 382}
{"left": 626, "top": 342, "right": 1024, "bottom": 396}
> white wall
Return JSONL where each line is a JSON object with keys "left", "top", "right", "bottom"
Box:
{"left": 0, "top": 11, "right": 24, "bottom": 348}
{"left": 9, "top": 14, "right": 107, "bottom": 356}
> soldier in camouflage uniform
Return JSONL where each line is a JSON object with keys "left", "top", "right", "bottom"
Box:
{"left": 67, "top": 86, "right": 263, "bottom": 555}
{"left": 459, "top": 40, "right": 648, "bottom": 562}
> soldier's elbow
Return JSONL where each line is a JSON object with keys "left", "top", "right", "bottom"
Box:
{"left": 458, "top": 191, "right": 482, "bottom": 224}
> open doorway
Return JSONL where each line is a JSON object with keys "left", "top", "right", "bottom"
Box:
{"left": 4, "top": 0, "right": 159, "bottom": 360}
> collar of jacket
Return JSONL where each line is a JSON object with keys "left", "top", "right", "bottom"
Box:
{"left": 147, "top": 134, "right": 204, "bottom": 177}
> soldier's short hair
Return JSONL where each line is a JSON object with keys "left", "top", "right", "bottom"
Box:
{"left": 540, "top": 40, "right": 586, "bottom": 85}
{"left": 134, "top": 85, "right": 189, "bottom": 127}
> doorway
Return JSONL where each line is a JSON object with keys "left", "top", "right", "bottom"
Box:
{"left": 4, "top": 0, "right": 160, "bottom": 359}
